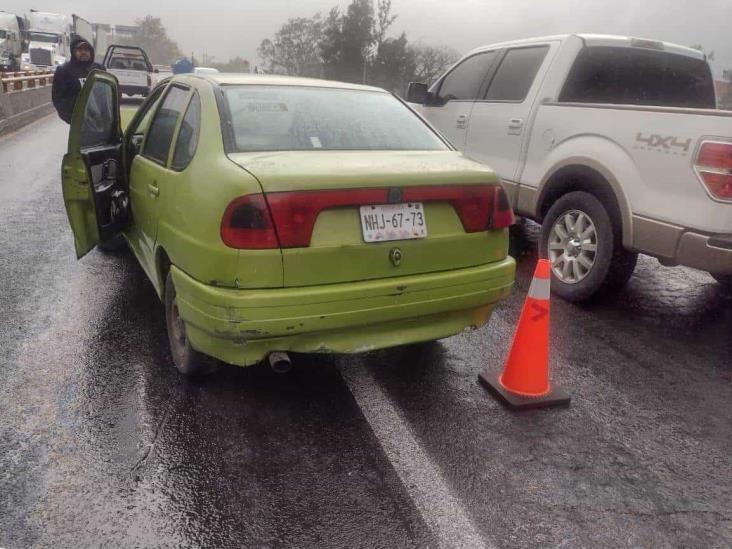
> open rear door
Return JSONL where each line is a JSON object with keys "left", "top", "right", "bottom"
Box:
{"left": 61, "top": 70, "right": 130, "bottom": 258}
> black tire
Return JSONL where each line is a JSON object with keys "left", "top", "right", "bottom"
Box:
{"left": 164, "top": 271, "right": 218, "bottom": 376}
{"left": 97, "top": 234, "right": 128, "bottom": 253}
{"left": 540, "top": 191, "right": 637, "bottom": 302}
{"left": 710, "top": 273, "right": 732, "bottom": 292}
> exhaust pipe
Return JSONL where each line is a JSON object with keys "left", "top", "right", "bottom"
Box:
{"left": 268, "top": 352, "right": 292, "bottom": 374}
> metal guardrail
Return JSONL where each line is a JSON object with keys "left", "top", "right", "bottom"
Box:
{"left": 1, "top": 70, "right": 55, "bottom": 93}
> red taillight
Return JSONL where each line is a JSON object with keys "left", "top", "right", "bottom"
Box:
{"left": 403, "top": 184, "right": 514, "bottom": 232}
{"left": 221, "top": 194, "right": 280, "bottom": 249}
{"left": 491, "top": 185, "right": 516, "bottom": 229}
{"left": 695, "top": 141, "right": 732, "bottom": 201}
{"left": 267, "top": 188, "right": 388, "bottom": 248}
{"left": 222, "top": 184, "right": 514, "bottom": 249}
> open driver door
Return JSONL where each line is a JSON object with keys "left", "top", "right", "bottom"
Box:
{"left": 61, "top": 70, "right": 130, "bottom": 258}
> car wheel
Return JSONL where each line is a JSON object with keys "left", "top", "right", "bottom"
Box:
{"left": 710, "top": 272, "right": 732, "bottom": 292}
{"left": 164, "top": 271, "right": 218, "bottom": 376}
{"left": 540, "top": 191, "right": 637, "bottom": 302}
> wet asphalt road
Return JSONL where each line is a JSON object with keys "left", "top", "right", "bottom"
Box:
{"left": 1, "top": 115, "right": 731, "bottom": 548}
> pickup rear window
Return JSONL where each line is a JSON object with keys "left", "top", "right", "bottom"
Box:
{"left": 559, "top": 46, "right": 715, "bottom": 109}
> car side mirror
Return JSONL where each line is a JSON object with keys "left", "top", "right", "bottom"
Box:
{"left": 406, "top": 82, "right": 430, "bottom": 104}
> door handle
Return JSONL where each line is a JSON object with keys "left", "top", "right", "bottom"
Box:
{"left": 147, "top": 182, "right": 159, "bottom": 197}
{"left": 508, "top": 118, "right": 523, "bottom": 129}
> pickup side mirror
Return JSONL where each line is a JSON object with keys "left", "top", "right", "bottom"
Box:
{"left": 406, "top": 82, "right": 430, "bottom": 104}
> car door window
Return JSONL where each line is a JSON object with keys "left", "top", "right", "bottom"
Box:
{"left": 80, "top": 80, "right": 116, "bottom": 148}
{"left": 142, "top": 85, "right": 190, "bottom": 165}
{"left": 171, "top": 93, "right": 201, "bottom": 171}
{"left": 435, "top": 51, "right": 498, "bottom": 103}
{"left": 484, "top": 46, "right": 549, "bottom": 102}
{"left": 127, "top": 85, "right": 166, "bottom": 138}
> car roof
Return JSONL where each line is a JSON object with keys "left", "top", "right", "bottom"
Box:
{"left": 466, "top": 34, "right": 705, "bottom": 60}
{"left": 180, "top": 73, "right": 387, "bottom": 93}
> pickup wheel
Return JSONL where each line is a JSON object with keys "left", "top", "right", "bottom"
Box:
{"left": 540, "top": 191, "right": 637, "bottom": 302}
{"left": 164, "top": 271, "right": 218, "bottom": 377}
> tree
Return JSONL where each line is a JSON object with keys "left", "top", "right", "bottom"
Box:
{"left": 319, "top": 7, "right": 344, "bottom": 79}
{"left": 258, "top": 16, "right": 324, "bottom": 77}
{"left": 374, "top": 0, "right": 397, "bottom": 48}
{"left": 132, "top": 15, "right": 183, "bottom": 65}
{"left": 259, "top": 0, "right": 459, "bottom": 92}
{"left": 319, "top": 0, "right": 375, "bottom": 83}
{"left": 371, "top": 33, "right": 416, "bottom": 93}
{"left": 410, "top": 44, "right": 460, "bottom": 85}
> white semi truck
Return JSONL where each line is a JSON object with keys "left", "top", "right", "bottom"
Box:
{"left": 0, "top": 12, "right": 24, "bottom": 71}
{"left": 22, "top": 11, "right": 71, "bottom": 70}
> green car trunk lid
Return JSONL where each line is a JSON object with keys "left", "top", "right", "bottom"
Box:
{"left": 228, "top": 150, "right": 509, "bottom": 287}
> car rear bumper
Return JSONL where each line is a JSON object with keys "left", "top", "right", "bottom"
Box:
{"left": 171, "top": 258, "right": 515, "bottom": 366}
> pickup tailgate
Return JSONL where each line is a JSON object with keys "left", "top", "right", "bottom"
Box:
{"left": 109, "top": 68, "right": 148, "bottom": 87}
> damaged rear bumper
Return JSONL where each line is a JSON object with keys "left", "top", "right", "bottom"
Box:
{"left": 171, "top": 258, "right": 515, "bottom": 366}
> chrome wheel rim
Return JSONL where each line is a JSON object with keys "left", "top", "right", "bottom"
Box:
{"left": 548, "top": 209, "right": 598, "bottom": 284}
{"left": 169, "top": 298, "right": 187, "bottom": 361}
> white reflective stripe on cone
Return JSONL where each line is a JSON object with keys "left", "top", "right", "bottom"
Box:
{"left": 528, "top": 277, "right": 551, "bottom": 300}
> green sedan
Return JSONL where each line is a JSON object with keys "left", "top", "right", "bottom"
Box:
{"left": 62, "top": 71, "right": 515, "bottom": 375}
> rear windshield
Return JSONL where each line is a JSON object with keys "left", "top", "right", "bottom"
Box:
{"left": 106, "top": 47, "right": 150, "bottom": 71}
{"left": 559, "top": 46, "right": 716, "bottom": 108}
{"left": 222, "top": 85, "right": 448, "bottom": 152}
{"left": 109, "top": 56, "right": 149, "bottom": 71}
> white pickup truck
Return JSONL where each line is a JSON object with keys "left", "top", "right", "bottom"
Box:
{"left": 408, "top": 34, "right": 732, "bottom": 301}
{"left": 102, "top": 45, "right": 154, "bottom": 97}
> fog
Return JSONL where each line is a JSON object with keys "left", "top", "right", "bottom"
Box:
{"left": 6, "top": 0, "right": 730, "bottom": 77}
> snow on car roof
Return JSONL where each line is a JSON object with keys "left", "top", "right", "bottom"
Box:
{"left": 466, "top": 34, "right": 705, "bottom": 60}
{"left": 190, "top": 73, "right": 387, "bottom": 93}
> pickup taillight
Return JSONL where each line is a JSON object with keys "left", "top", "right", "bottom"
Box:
{"left": 695, "top": 141, "right": 732, "bottom": 201}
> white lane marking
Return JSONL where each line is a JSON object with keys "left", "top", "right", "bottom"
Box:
{"left": 341, "top": 364, "right": 491, "bottom": 549}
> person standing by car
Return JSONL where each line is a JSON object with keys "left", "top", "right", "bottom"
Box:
{"left": 52, "top": 37, "right": 104, "bottom": 124}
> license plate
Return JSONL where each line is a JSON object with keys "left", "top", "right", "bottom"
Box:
{"left": 359, "top": 203, "right": 427, "bottom": 243}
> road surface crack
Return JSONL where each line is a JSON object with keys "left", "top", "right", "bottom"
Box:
{"left": 129, "top": 408, "right": 170, "bottom": 480}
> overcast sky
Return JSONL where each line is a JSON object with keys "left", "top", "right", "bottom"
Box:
{"left": 7, "top": 0, "right": 731, "bottom": 77}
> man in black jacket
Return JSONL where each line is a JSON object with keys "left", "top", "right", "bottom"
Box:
{"left": 52, "top": 37, "right": 104, "bottom": 124}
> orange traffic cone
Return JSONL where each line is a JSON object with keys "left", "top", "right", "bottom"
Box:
{"left": 479, "top": 259, "right": 570, "bottom": 409}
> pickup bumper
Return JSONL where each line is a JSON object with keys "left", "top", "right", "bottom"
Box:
{"left": 120, "top": 85, "right": 150, "bottom": 96}
{"left": 171, "top": 258, "right": 515, "bottom": 367}
{"left": 676, "top": 232, "right": 732, "bottom": 275}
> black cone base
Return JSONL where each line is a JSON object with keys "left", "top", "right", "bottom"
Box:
{"left": 479, "top": 371, "right": 570, "bottom": 410}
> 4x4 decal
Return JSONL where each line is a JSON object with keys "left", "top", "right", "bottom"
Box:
{"left": 635, "top": 133, "right": 692, "bottom": 155}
